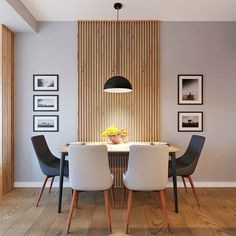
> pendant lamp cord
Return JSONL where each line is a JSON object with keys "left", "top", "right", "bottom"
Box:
{"left": 116, "top": 7, "right": 120, "bottom": 75}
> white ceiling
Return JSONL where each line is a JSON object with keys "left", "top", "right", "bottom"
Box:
{"left": 1, "top": 0, "right": 236, "bottom": 32}
{"left": 0, "top": 0, "right": 32, "bottom": 32}
{"left": 21, "top": 0, "right": 236, "bottom": 21}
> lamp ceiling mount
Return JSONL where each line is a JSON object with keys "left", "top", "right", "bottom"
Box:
{"left": 114, "top": 3, "right": 122, "bottom": 10}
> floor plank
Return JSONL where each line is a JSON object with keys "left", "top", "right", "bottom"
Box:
{"left": 0, "top": 190, "right": 37, "bottom": 236}
{"left": 0, "top": 188, "right": 235, "bottom": 235}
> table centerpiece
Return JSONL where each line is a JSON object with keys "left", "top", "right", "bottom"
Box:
{"left": 102, "top": 124, "right": 128, "bottom": 144}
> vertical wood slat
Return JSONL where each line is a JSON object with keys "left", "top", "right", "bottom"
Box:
{"left": 0, "top": 25, "right": 14, "bottom": 194}
{"left": 108, "top": 154, "right": 128, "bottom": 188}
{"left": 78, "top": 21, "right": 159, "bottom": 142}
{"left": 0, "top": 25, "right": 2, "bottom": 193}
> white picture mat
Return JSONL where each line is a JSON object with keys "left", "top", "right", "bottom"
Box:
{"left": 34, "top": 75, "right": 58, "bottom": 91}
{"left": 178, "top": 112, "right": 203, "bottom": 131}
{"left": 178, "top": 75, "right": 202, "bottom": 104}
{"left": 34, "top": 95, "right": 58, "bottom": 111}
{"left": 34, "top": 116, "right": 58, "bottom": 131}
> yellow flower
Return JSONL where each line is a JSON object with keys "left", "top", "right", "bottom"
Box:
{"left": 102, "top": 124, "right": 127, "bottom": 139}
{"left": 102, "top": 131, "right": 107, "bottom": 139}
{"left": 106, "top": 124, "right": 119, "bottom": 136}
{"left": 119, "top": 128, "right": 128, "bottom": 137}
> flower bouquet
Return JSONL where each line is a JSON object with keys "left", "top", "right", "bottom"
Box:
{"left": 102, "top": 124, "right": 128, "bottom": 144}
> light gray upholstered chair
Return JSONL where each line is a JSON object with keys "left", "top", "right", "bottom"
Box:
{"left": 123, "top": 145, "right": 170, "bottom": 234}
{"left": 67, "top": 144, "right": 114, "bottom": 234}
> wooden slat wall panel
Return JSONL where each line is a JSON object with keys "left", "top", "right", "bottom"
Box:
{"left": 108, "top": 154, "right": 128, "bottom": 188}
{"left": 78, "top": 21, "right": 159, "bottom": 142}
{"left": 0, "top": 25, "right": 14, "bottom": 194}
{"left": 0, "top": 25, "right": 2, "bottom": 193}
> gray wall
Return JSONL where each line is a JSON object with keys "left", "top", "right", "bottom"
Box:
{"left": 14, "top": 22, "right": 77, "bottom": 182}
{"left": 160, "top": 22, "right": 236, "bottom": 182}
{"left": 14, "top": 21, "right": 236, "bottom": 183}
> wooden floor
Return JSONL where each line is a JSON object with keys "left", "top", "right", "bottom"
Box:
{"left": 0, "top": 187, "right": 236, "bottom": 236}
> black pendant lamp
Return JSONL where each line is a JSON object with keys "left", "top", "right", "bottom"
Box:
{"left": 104, "top": 3, "right": 132, "bottom": 93}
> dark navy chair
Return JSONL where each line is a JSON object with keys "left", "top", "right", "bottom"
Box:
{"left": 168, "top": 135, "right": 205, "bottom": 206}
{"left": 31, "top": 135, "right": 69, "bottom": 206}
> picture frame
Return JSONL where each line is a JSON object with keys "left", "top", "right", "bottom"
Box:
{"left": 33, "top": 95, "right": 59, "bottom": 111}
{"left": 33, "top": 115, "right": 59, "bottom": 132}
{"left": 33, "top": 74, "right": 59, "bottom": 91}
{"left": 178, "top": 74, "right": 203, "bottom": 105}
{"left": 178, "top": 112, "right": 203, "bottom": 132}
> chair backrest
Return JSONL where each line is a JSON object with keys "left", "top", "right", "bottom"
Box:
{"left": 124, "top": 145, "right": 169, "bottom": 191}
{"left": 31, "top": 135, "right": 58, "bottom": 170}
{"left": 180, "top": 135, "right": 206, "bottom": 170}
{"left": 68, "top": 144, "right": 113, "bottom": 191}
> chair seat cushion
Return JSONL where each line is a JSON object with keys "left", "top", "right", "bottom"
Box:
{"left": 70, "top": 174, "right": 113, "bottom": 191}
{"left": 123, "top": 173, "right": 166, "bottom": 191}
{"left": 40, "top": 159, "right": 69, "bottom": 177}
{"left": 168, "top": 159, "right": 192, "bottom": 177}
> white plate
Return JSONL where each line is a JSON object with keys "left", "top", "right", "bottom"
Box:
{"left": 152, "top": 142, "right": 167, "bottom": 145}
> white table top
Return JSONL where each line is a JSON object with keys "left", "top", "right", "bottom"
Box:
{"left": 58, "top": 142, "right": 179, "bottom": 154}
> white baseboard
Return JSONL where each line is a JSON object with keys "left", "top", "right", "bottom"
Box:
{"left": 14, "top": 182, "right": 70, "bottom": 188}
{"left": 167, "top": 181, "right": 236, "bottom": 187}
{"left": 14, "top": 181, "right": 236, "bottom": 188}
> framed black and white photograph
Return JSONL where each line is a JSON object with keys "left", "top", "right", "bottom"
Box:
{"left": 33, "top": 95, "right": 59, "bottom": 111}
{"left": 178, "top": 74, "right": 203, "bottom": 104}
{"left": 33, "top": 115, "right": 59, "bottom": 132}
{"left": 178, "top": 112, "right": 203, "bottom": 132}
{"left": 33, "top": 74, "right": 59, "bottom": 91}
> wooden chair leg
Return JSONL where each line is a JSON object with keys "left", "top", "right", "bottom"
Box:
{"left": 75, "top": 190, "right": 78, "bottom": 209}
{"left": 187, "top": 176, "right": 200, "bottom": 207}
{"left": 36, "top": 176, "right": 49, "bottom": 207}
{"left": 71, "top": 189, "right": 73, "bottom": 198}
{"left": 159, "top": 190, "right": 170, "bottom": 232}
{"left": 49, "top": 176, "right": 55, "bottom": 193}
{"left": 111, "top": 185, "right": 115, "bottom": 208}
{"left": 104, "top": 190, "right": 112, "bottom": 234}
{"left": 182, "top": 176, "right": 188, "bottom": 192}
{"left": 125, "top": 190, "right": 133, "bottom": 234}
{"left": 158, "top": 190, "right": 165, "bottom": 209}
{"left": 70, "top": 189, "right": 79, "bottom": 209}
{"left": 121, "top": 185, "right": 126, "bottom": 208}
{"left": 67, "top": 190, "right": 78, "bottom": 234}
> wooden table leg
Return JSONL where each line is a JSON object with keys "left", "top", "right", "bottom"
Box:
{"left": 171, "top": 152, "right": 178, "bottom": 213}
{"left": 58, "top": 153, "right": 65, "bottom": 213}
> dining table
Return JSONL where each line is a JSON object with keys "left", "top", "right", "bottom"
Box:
{"left": 57, "top": 142, "right": 179, "bottom": 213}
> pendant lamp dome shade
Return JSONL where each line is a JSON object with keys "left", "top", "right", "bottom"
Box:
{"left": 104, "top": 76, "right": 132, "bottom": 93}
{"left": 103, "top": 2, "right": 133, "bottom": 93}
